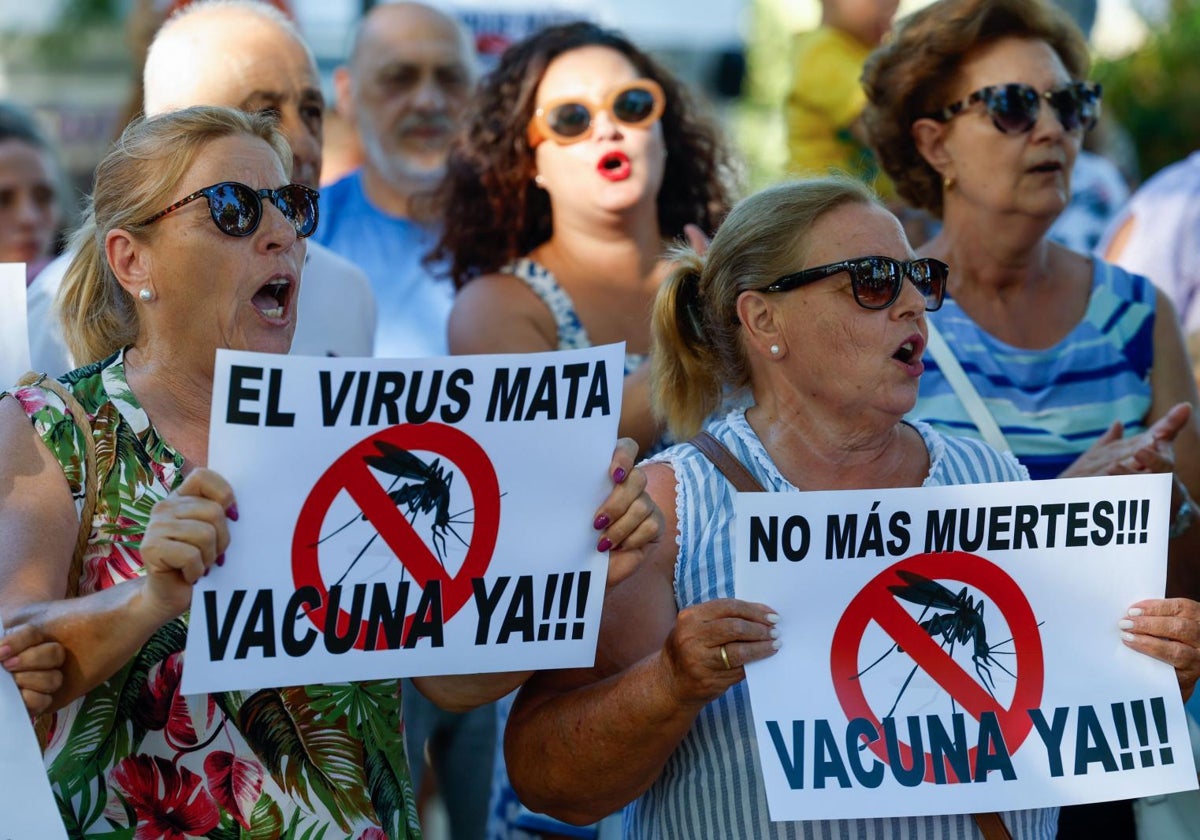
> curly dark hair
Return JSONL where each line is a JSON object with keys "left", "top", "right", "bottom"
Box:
{"left": 433, "top": 21, "right": 734, "bottom": 289}
{"left": 861, "top": 0, "right": 1090, "bottom": 218}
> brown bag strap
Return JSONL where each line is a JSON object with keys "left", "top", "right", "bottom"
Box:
{"left": 16, "top": 371, "right": 97, "bottom": 597}
{"left": 972, "top": 811, "right": 1013, "bottom": 840}
{"left": 688, "top": 430, "right": 764, "bottom": 492}
{"left": 690, "top": 428, "right": 1012, "bottom": 840}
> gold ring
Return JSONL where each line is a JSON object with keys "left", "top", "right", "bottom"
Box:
{"left": 720, "top": 644, "right": 731, "bottom": 670}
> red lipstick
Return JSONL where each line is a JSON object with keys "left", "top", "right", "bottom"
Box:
{"left": 597, "top": 151, "right": 631, "bottom": 182}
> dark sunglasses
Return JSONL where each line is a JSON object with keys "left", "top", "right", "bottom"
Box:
{"left": 763, "top": 256, "right": 948, "bottom": 311}
{"left": 528, "top": 79, "right": 666, "bottom": 147}
{"left": 140, "top": 181, "right": 319, "bottom": 238}
{"left": 933, "top": 81, "right": 1101, "bottom": 135}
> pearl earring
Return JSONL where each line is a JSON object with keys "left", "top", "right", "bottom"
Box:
{"left": 534, "top": 174, "right": 546, "bottom": 188}
{"left": 770, "top": 344, "right": 780, "bottom": 355}
{"left": 139, "top": 288, "right": 153, "bottom": 302}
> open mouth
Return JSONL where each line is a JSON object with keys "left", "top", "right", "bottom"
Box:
{"left": 252, "top": 277, "right": 292, "bottom": 322}
{"left": 893, "top": 341, "right": 916, "bottom": 364}
{"left": 892, "top": 334, "right": 925, "bottom": 367}
{"left": 597, "top": 151, "right": 632, "bottom": 182}
{"left": 1029, "top": 161, "right": 1064, "bottom": 174}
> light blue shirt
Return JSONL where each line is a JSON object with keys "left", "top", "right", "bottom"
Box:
{"left": 910, "top": 260, "right": 1155, "bottom": 481}
{"left": 636, "top": 409, "right": 1055, "bottom": 839}
{"left": 313, "top": 170, "right": 454, "bottom": 358}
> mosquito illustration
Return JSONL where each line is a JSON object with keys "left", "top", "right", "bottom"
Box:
{"left": 853, "top": 571, "right": 1033, "bottom": 722}
{"left": 315, "top": 441, "right": 476, "bottom": 587}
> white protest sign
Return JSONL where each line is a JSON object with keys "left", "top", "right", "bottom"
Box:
{"left": 182, "top": 345, "right": 623, "bottom": 695}
{"left": 0, "top": 263, "right": 31, "bottom": 386}
{"left": 735, "top": 473, "right": 1197, "bottom": 821}
{"left": 0, "top": 619, "right": 69, "bottom": 840}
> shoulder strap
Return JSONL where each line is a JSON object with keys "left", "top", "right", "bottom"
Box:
{"left": 16, "top": 371, "right": 96, "bottom": 597}
{"left": 924, "top": 319, "right": 1012, "bottom": 453}
{"left": 688, "top": 430, "right": 764, "bottom": 492}
{"left": 972, "top": 811, "right": 1013, "bottom": 840}
{"left": 691, "top": 425, "right": 1011, "bottom": 840}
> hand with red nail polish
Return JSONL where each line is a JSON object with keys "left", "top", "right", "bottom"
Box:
{"left": 592, "top": 438, "right": 662, "bottom": 586}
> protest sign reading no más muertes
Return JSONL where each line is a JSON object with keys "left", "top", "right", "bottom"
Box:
{"left": 735, "top": 473, "right": 1198, "bottom": 821}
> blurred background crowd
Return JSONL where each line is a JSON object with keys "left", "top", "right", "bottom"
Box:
{"left": 0, "top": 0, "right": 1194, "bottom": 205}
{"left": 3, "top": 2, "right": 1200, "bottom": 840}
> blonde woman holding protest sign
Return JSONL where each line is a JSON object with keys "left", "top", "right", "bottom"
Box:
{"left": 0, "top": 106, "right": 657, "bottom": 838}
{"left": 502, "top": 178, "right": 1200, "bottom": 839}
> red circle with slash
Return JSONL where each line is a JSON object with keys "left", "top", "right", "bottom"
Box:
{"left": 830, "top": 552, "right": 1044, "bottom": 782}
{"left": 292, "top": 423, "right": 500, "bottom": 649}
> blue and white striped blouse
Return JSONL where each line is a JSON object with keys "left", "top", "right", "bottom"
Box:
{"left": 910, "top": 260, "right": 1155, "bottom": 480}
{"left": 635, "top": 409, "right": 1055, "bottom": 839}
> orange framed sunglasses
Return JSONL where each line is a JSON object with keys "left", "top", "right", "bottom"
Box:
{"left": 527, "top": 78, "right": 666, "bottom": 148}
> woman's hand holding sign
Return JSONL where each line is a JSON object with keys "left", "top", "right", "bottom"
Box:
{"left": 417, "top": 438, "right": 663, "bottom": 712}
{"left": 1120, "top": 598, "right": 1200, "bottom": 701}
{"left": 595, "top": 438, "right": 662, "bottom": 587}
{"left": 660, "top": 598, "right": 781, "bottom": 707}
{"left": 140, "top": 469, "right": 237, "bottom": 623}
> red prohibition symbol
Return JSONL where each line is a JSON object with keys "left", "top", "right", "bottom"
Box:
{"left": 291, "top": 423, "right": 501, "bottom": 649}
{"left": 830, "top": 552, "right": 1045, "bottom": 782}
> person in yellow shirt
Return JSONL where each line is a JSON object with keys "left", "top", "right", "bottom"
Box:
{"left": 785, "top": 0, "right": 898, "bottom": 199}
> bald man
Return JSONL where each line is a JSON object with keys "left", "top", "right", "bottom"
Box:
{"left": 315, "top": 1, "right": 476, "bottom": 358}
{"left": 27, "top": 0, "right": 376, "bottom": 374}
{"left": 319, "top": 8, "right": 496, "bottom": 839}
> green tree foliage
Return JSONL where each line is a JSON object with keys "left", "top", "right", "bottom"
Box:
{"left": 1094, "top": 1, "right": 1200, "bottom": 180}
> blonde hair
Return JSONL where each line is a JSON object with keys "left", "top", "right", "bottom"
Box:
{"left": 651, "top": 177, "right": 878, "bottom": 439}
{"left": 59, "top": 105, "right": 292, "bottom": 364}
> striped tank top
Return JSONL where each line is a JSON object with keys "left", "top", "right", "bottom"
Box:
{"left": 635, "top": 409, "right": 1056, "bottom": 839}
{"left": 506, "top": 257, "right": 648, "bottom": 376}
{"left": 910, "top": 260, "right": 1155, "bottom": 480}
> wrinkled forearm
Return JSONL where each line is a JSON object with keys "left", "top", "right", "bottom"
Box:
{"left": 4, "top": 577, "right": 175, "bottom": 713}
{"left": 505, "top": 650, "right": 705, "bottom": 825}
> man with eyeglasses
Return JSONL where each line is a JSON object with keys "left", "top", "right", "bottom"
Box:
{"left": 317, "top": 1, "right": 476, "bottom": 359}
{"left": 26, "top": 0, "right": 377, "bottom": 374}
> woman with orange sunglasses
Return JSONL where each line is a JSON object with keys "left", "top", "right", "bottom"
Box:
{"left": 432, "top": 21, "right": 734, "bottom": 839}
{"left": 434, "top": 21, "right": 733, "bottom": 458}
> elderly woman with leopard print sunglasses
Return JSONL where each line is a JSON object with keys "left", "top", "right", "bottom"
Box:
{"left": 864, "top": 0, "right": 1200, "bottom": 599}
{"left": 864, "top": 5, "right": 1200, "bottom": 833}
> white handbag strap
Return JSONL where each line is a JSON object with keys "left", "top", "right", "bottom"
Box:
{"left": 925, "top": 319, "right": 1012, "bottom": 453}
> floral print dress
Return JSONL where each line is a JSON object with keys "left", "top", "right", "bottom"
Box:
{"left": 5, "top": 350, "right": 420, "bottom": 840}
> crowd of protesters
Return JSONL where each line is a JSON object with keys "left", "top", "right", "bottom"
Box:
{"left": 3, "top": 1, "right": 1200, "bottom": 838}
